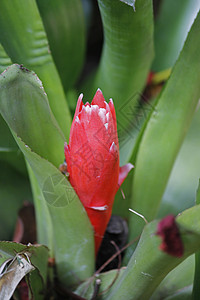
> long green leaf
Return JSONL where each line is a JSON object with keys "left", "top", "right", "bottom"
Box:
{"left": 0, "top": 43, "right": 29, "bottom": 175}
{"left": 158, "top": 107, "right": 200, "bottom": 218}
{"left": 0, "top": 111, "right": 27, "bottom": 176}
{"left": 36, "top": 0, "right": 86, "bottom": 91}
{"left": 0, "top": 64, "right": 65, "bottom": 167}
{"left": 151, "top": 255, "right": 194, "bottom": 299}
{"left": 0, "top": 0, "right": 71, "bottom": 138}
{"left": 0, "top": 64, "right": 94, "bottom": 285}
{"left": 0, "top": 111, "right": 18, "bottom": 153}
{"left": 27, "top": 165, "right": 53, "bottom": 254}
{"left": 85, "top": 0, "right": 154, "bottom": 148}
{"left": 128, "top": 9, "right": 200, "bottom": 245}
{"left": 15, "top": 137, "right": 95, "bottom": 286}
{"left": 0, "top": 63, "right": 63, "bottom": 250}
{"left": 152, "top": 0, "right": 200, "bottom": 71}
{"left": 162, "top": 286, "right": 192, "bottom": 300}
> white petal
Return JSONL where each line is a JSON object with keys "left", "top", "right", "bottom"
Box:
{"left": 109, "top": 141, "right": 117, "bottom": 152}
{"left": 75, "top": 116, "right": 80, "bottom": 123}
{"left": 82, "top": 105, "right": 91, "bottom": 114}
{"left": 104, "top": 123, "right": 108, "bottom": 130}
{"left": 106, "top": 112, "right": 110, "bottom": 122}
{"left": 91, "top": 104, "right": 99, "bottom": 111}
{"left": 90, "top": 205, "right": 108, "bottom": 211}
{"left": 98, "top": 108, "right": 106, "bottom": 123}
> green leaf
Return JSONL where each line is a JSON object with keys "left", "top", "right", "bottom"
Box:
{"left": 28, "top": 244, "right": 49, "bottom": 299}
{"left": 0, "top": 62, "right": 60, "bottom": 252}
{"left": 113, "top": 100, "right": 154, "bottom": 218}
{"left": 128, "top": 9, "right": 200, "bottom": 245}
{"left": 0, "top": 115, "right": 28, "bottom": 176}
{"left": 36, "top": 0, "right": 86, "bottom": 91}
{"left": 74, "top": 268, "right": 125, "bottom": 299}
{"left": 158, "top": 108, "right": 200, "bottom": 218}
{"left": 152, "top": 0, "right": 200, "bottom": 71}
{"left": 0, "top": 64, "right": 65, "bottom": 168}
{"left": 164, "top": 285, "right": 192, "bottom": 300}
{"left": 15, "top": 137, "right": 95, "bottom": 286}
{"left": 0, "top": 115, "right": 17, "bottom": 152}
{"left": 151, "top": 255, "right": 194, "bottom": 299}
{"left": 27, "top": 165, "right": 53, "bottom": 254}
{"left": 0, "top": 64, "right": 94, "bottom": 285}
{"left": 0, "top": 46, "right": 28, "bottom": 174}
{"left": 0, "top": 111, "right": 27, "bottom": 175}
{"left": 0, "top": 0, "right": 71, "bottom": 138}
{"left": 84, "top": 0, "right": 154, "bottom": 148}
{"left": 104, "top": 205, "right": 200, "bottom": 300}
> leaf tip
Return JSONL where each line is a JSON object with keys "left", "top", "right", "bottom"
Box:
{"left": 119, "top": 0, "right": 136, "bottom": 10}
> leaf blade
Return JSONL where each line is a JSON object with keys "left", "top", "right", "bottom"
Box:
{"left": 85, "top": 0, "right": 154, "bottom": 149}
{"left": 0, "top": 0, "right": 71, "bottom": 138}
{"left": 153, "top": 0, "right": 200, "bottom": 71}
{"left": 36, "top": 0, "right": 86, "bottom": 91}
{"left": 0, "top": 64, "right": 65, "bottom": 167}
{"left": 128, "top": 9, "right": 200, "bottom": 243}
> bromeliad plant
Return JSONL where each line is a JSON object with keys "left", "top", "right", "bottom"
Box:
{"left": 1, "top": 0, "right": 200, "bottom": 299}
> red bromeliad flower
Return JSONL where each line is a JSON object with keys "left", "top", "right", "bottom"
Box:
{"left": 64, "top": 89, "right": 133, "bottom": 255}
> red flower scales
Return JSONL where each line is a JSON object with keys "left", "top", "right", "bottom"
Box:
{"left": 64, "top": 89, "right": 133, "bottom": 255}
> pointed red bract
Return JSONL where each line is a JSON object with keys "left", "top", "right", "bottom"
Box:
{"left": 91, "top": 88, "right": 106, "bottom": 108}
{"left": 65, "top": 89, "right": 133, "bottom": 255}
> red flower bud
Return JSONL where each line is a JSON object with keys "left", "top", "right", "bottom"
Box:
{"left": 156, "top": 214, "right": 184, "bottom": 257}
{"left": 65, "top": 89, "right": 133, "bottom": 255}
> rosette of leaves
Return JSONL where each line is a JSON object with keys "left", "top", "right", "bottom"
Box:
{"left": 1, "top": 0, "right": 200, "bottom": 299}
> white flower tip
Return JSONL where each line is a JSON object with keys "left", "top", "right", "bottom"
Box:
{"left": 104, "top": 123, "right": 108, "bottom": 130}
{"left": 126, "top": 163, "right": 134, "bottom": 170}
{"left": 75, "top": 116, "right": 80, "bottom": 123}
{"left": 109, "top": 98, "right": 113, "bottom": 104}
{"left": 97, "top": 88, "right": 102, "bottom": 93}
{"left": 79, "top": 93, "right": 84, "bottom": 100}
{"left": 98, "top": 107, "right": 106, "bottom": 123}
{"left": 90, "top": 205, "right": 108, "bottom": 211}
{"left": 83, "top": 105, "right": 93, "bottom": 117}
{"left": 106, "top": 112, "right": 110, "bottom": 122}
{"left": 109, "top": 142, "right": 117, "bottom": 153}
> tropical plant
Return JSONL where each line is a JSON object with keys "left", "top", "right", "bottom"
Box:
{"left": 0, "top": 0, "right": 200, "bottom": 299}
